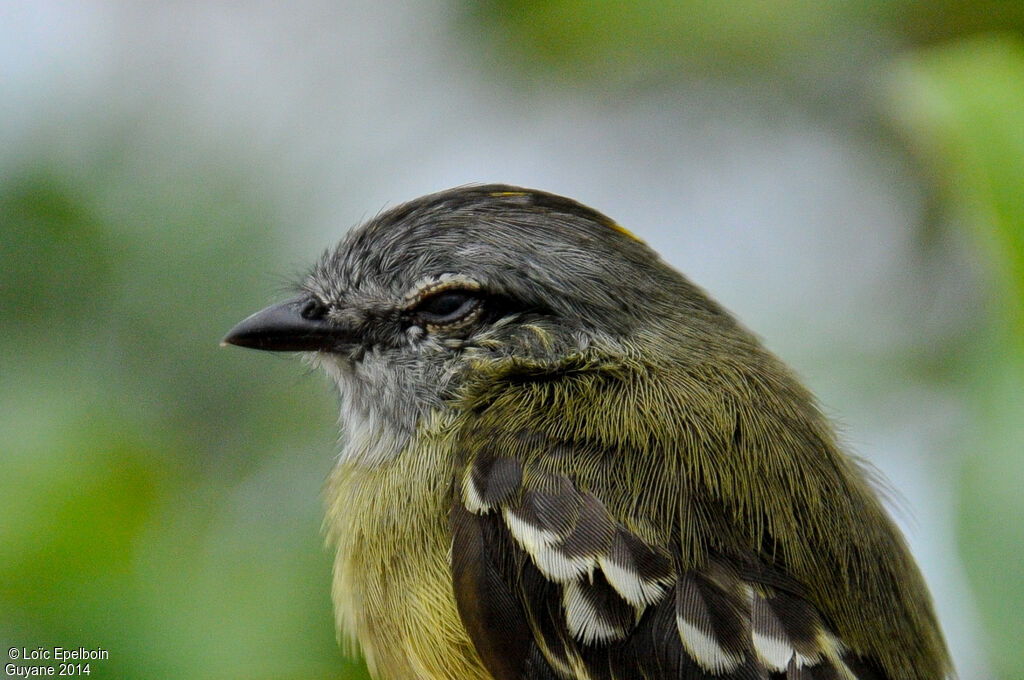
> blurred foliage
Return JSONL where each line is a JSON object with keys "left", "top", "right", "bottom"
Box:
{"left": 461, "top": 0, "right": 1024, "bottom": 81}
{"left": 890, "top": 36, "right": 1024, "bottom": 336}
{"left": 0, "top": 152, "right": 369, "bottom": 679}
{"left": 3, "top": 3, "right": 1024, "bottom": 679}
{"left": 888, "top": 35, "right": 1024, "bottom": 678}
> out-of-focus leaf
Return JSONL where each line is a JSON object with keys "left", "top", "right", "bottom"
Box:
{"left": 886, "top": 35, "right": 1024, "bottom": 679}
{"left": 460, "top": 0, "right": 1024, "bottom": 82}
{"left": 461, "top": 0, "right": 860, "bottom": 77}
{"left": 0, "top": 170, "right": 115, "bottom": 332}
{"left": 891, "top": 1, "right": 1024, "bottom": 46}
{"left": 0, "top": 148, "right": 351, "bottom": 678}
{"left": 888, "top": 35, "right": 1024, "bottom": 338}
{"left": 955, "top": 346, "right": 1024, "bottom": 679}
{"left": 0, "top": 408, "right": 166, "bottom": 632}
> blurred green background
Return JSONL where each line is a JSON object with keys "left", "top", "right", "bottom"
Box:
{"left": 1, "top": 2, "right": 1021, "bottom": 678}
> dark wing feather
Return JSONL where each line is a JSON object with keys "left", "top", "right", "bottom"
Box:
{"left": 451, "top": 501, "right": 534, "bottom": 680}
{"left": 451, "top": 428, "right": 897, "bottom": 680}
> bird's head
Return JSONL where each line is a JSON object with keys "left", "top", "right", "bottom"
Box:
{"left": 223, "top": 185, "right": 734, "bottom": 464}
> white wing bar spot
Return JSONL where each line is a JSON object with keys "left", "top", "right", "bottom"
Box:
{"left": 676, "top": 617, "right": 744, "bottom": 674}
{"left": 598, "top": 555, "right": 668, "bottom": 608}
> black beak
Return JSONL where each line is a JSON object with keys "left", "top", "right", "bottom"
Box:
{"left": 222, "top": 297, "right": 346, "bottom": 352}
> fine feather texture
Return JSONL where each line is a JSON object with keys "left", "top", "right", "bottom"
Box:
{"left": 451, "top": 343, "right": 949, "bottom": 680}
{"left": 227, "top": 185, "right": 952, "bottom": 680}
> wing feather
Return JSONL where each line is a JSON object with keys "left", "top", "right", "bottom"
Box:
{"left": 452, "top": 412, "right": 903, "bottom": 679}
{"left": 450, "top": 502, "right": 533, "bottom": 680}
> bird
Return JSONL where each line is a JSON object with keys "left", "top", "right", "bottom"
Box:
{"left": 223, "top": 185, "right": 952, "bottom": 680}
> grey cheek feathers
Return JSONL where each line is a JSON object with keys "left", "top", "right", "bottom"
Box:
{"left": 311, "top": 354, "right": 412, "bottom": 466}
{"left": 313, "top": 348, "right": 454, "bottom": 467}
{"left": 337, "top": 396, "right": 410, "bottom": 466}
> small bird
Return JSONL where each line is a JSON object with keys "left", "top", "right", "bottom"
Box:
{"left": 224, "top": 185, "right": 951, "bottom": 680}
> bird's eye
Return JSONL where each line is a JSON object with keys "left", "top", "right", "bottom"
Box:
{"left": 413, "top": 289, "right": 480, "bottom": 325}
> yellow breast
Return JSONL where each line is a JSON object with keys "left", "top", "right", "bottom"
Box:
{"left": 325, "top": 416, "right": 491, "bottom": 680}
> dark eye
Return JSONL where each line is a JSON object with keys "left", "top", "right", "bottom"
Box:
{"left": 414, "top": 290, "right": 480, "bottom": 324}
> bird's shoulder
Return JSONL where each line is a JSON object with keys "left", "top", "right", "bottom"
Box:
{"left": 449, "top": 356, "right": 893, "bottom": 680}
